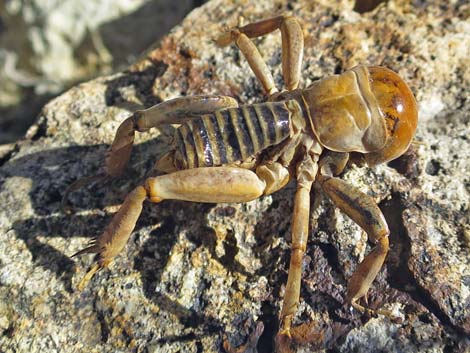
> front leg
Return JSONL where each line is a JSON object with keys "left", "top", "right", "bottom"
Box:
{"left": 73, "top": 166, "right": 269, "bottom": 290}
{"left": 319, "top": 175, "right": 390, "bottom": 315}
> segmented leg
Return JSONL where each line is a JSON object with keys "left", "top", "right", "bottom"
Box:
{"left": 255, "top": 162, "right": 290, "bottom": 195}
{"left": 278, "top": 151, "right": 318, "bottom": 338}
{"left": 144, "top": 167, "right": 266, "bottom": 203}
{"left": 62, "top": 95, "right": 238, "bottom": 212}
{"left": 319, "top": 175, "right": 391, "bottom": 315}
{"left": 216, "top": 15, "right": 304, "bottom": 93}
{"left": 73, "top": 185, "right": 147, "bottom": 290}
{"left": 217, "top": 29, "right": 278, "bottom": 95}
{"left": 107, "top": 95, "right": 239, "bottom": 175}
{"left": 133, "top": 95, "right": 238, "bottom": 130}
{"left": 74, "top": 166, "right": 284, "bottom": 290}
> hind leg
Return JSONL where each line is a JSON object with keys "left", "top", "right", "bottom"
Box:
{"left": 62, "top": 95, "right": 238, "bottom": 211}
{"left": 106, "top": 95, "right": 239, "bottom": 176}
{"left": 74, "top": 166, "right": 288, "bottom": 290}
{"left": 133, "top": 95, "right": 238, "bottom": 130}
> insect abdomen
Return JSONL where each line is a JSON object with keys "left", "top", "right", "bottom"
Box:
{"left": 175, "top": 101, "right": 292, "bottom": 169}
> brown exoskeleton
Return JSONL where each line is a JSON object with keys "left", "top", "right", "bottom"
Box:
{"left": 63, "top": 15, "right": 418, "bottom": 346}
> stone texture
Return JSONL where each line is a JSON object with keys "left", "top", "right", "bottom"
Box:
{"left": 0, "top": 0, "right": 469, "bottom": 352}
{"left": 0, "top": 0, "right": 197, "bottom": 143}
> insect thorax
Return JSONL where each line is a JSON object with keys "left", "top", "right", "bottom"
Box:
{"left": 173, "top": 102, "right": 293, "bottom": 169}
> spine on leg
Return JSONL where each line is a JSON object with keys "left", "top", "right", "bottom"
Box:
{"left": 74, "top": 186, "right": 147, "bottom": 290}
{"left": 98, "top": 186, "right": 147, "bottom": 260}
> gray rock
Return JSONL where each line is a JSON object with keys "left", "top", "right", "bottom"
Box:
{"left": 0, "top": 0, "right": 197, "bottom": 143}
{"left": 0, "top": 0, "right": 469, "bottom": 352}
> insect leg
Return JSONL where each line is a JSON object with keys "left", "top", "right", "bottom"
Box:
{"left": 216, "top": 15, "right": 304, "bottom": 91}
{"left": 144, "top": 166, "right": 266, "bottom": 203}
{"left": 62, "top": 95, "right": 238, "bottom": 212}
{"left": 107, "top": 95, "right": 239, "bottom": 175}
{"left": 74, "top": 166, "right": 269, "bottom": 290}
{"left": 72, "top": 185, "right": 147, "bottom": 290}
{"left": 318, "top": 175, "right": 391, "bottom": 316}
{"left": 278, "top": 16, "right": 303, "bottom": 91}
{"left": 255, "top": 162, "right": 290, "bottom": 195}
{"left": 278, "top": 152, "right": 317, "bottom": 339}
{"left": 133, "top": 95, "right": 238, "bottom": 130}
{"left": 216, "top": 29, "right": 278, "bottom": 96}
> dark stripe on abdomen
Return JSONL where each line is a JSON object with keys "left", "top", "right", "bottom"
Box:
{"left": 220, "top": 110, "right": 243, "bottom": 162}
{"left": 204, "top": 114, "right": 228, "bottom": 165}
{"left": 272, "top": 103, "right": 291, "bottom": 138}
{"left": 243, "top": 105, "right": 264, "bottom": 150}
{"left": 179, "top": 124, "right": 198, "bottom": 168}
{"left": 230, "top": 108, "right": 255, "bottom": 159}
{"left": 257, "top": 104, "right": 277, "bottom": 144}
{"left": 193, "top": 118, "right": 213, "bottom": 166}
{"left": 175, "top": 129, "right": 188, "bottom": 166}
{"left": 174, "top": 101, "right": 292, "bottom": 169}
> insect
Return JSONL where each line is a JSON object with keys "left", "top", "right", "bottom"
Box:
{"left": 63, "top": 15, "right": 418, "bottom": 345}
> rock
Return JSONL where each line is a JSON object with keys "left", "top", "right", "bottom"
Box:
{"left": 0, "top": 0, "right": 196, "bottom": 143}
{"left": 0, "top": 0, "right": 469, "bottom": 352}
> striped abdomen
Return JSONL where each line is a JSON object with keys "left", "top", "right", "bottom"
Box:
{"left": 174, "top": 101, "right": 292, "bottom": 169}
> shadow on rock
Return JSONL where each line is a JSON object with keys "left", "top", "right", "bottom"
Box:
{"left": 3, "top": 136, "right": 161, "bottom": 281}
{"left": 98, "top": 1, "right": 196, "bottom": 71}
{"left": 6, "top": 137, "right": 234, "bottom": 334}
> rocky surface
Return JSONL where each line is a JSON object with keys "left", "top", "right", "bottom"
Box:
{"left": 0, "top": 0, "right": 469, "bottom": 352}
{"left": 0, "top": 0, "right": 198, "bottom": 143}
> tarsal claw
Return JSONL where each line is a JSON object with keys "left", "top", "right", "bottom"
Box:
{"left": 73, "top": 186, "right": 148, "bottom": 290}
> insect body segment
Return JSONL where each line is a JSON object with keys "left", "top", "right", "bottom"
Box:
{"left": 174, "top": 102, "right": 292, "bottom": 169}
{"left": 63, "top": 14, "right": 418, "bottom": 350}
{"left": 301, "top": 65, "right": 388, "bottom": 154}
